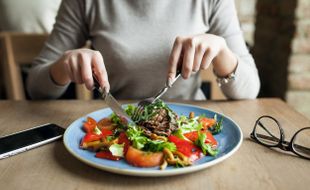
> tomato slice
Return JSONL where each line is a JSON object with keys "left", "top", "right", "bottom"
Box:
{"left": 199, "top": 117, "right": 216, "bottom": 129}
{"left": 183, "top": 131, "right": 217, "bottom": 146}
{"left": 183, "top": 131, "right": 199, "bottom": 142}
{"left": 81, "top": 133, "right": 102, "bottom": 144}
{"left": 101, "top": 128, "right": 113, "bottom": 137}
{"left": 96, "top": 151, "right": 121, "bottom": 161}
{"left": 83, "top": 117, "right": 97, "bottom": 133}
{"left": 118, "top": 132, "right": 131, "bottom": 154}
{"left": 125, "top": 146, "right": 164, "bottom": 167}
{"left": 168, "top": 135, "right": 202, "bottom": 161}
{"left": 204, "top": 131, "right": 217, "bottom": 146}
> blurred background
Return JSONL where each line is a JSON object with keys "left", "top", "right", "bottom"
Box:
{"left": 0, "top": 0, "right": 309, "bottom": 119}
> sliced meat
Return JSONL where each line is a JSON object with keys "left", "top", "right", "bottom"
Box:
{"left": 138, "top": 108, "right": 178, "bottom": 137}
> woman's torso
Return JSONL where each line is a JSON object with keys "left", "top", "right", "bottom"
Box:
{"left": 85, "top": 0, "right": 211, "bottom": 99}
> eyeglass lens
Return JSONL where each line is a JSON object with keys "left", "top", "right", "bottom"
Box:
{"left": 292, "top": 128, "right": 310, "bottom": 159}
{"left": 255, "top": 117, "right": 281, "bottom": 146}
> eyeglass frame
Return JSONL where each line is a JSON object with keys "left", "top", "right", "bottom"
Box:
{"left": 250, "top": 115, "right": 310, "bottom": 160}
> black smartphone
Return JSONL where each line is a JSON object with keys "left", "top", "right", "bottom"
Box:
{"left": 0, "top": 123, "right": 65, "bottom": 159}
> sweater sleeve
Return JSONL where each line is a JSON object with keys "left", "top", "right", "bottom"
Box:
{"left": 26, "top": 0, "right": 88, "bottom": 99}
{"left": 208, "top": 0, "right": 260, "bottom": 99}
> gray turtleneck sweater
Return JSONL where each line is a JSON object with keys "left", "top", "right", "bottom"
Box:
{"left": 27, "top": 0, "right": 260, "bottom": 100}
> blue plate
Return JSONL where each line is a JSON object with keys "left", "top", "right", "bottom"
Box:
{"left": 63, "top": 103, "right": 242, "bottom": 176}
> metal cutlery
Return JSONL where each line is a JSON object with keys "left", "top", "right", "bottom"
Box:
{"left": 92, "top": 74, "right": 134, "bottom": 123}
{"left": 131, "top": 69, "right": 182, "bottom": 121}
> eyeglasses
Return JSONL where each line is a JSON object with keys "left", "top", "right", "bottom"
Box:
{"left": 250, "top": 115, "right": 310, "bottom": 160}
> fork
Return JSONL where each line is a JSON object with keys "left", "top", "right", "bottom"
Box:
{"left": 131, "top": 70, "right": 182, "bottom": 121}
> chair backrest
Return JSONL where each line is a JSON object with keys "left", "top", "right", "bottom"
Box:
{"left": 0, "top": 32, "right": 92, "bottom": 100}
{"left": 200, "top": 66, "right": 226, "bottom": 100}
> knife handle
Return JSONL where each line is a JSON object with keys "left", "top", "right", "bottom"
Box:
{"left": 92, "top": 73, "right": 108, "bottom": 99}
{"left": 92, "top": 74, "right": 101, "bottom": 90}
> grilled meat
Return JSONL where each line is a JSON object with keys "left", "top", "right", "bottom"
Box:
{"left": 138, "top": 108, "right": 178, "bottom": 137}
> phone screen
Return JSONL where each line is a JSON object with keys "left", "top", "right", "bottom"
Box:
{"left": 0, "top": 124, "right": 65, "bottom": 155}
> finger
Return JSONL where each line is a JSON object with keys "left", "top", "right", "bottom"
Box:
{"left": 201, "top": 48, "right": 216, "bottom": 70}
{"left": 168, "top": 37, "right": 183, "bottom": 83}
{"left": 73, "top": 55, "right": 83, "bottom": 84}
{"left": 92, "top": 51, "right": 110, "bottom": 93}
{"left": 63, "top": 57, "right": 74, "bottom": 81}
{"left": 79, "top": 53, "right": 94, "bottom": 90}
{"left": 69, "top": 56, "right": 82, "bottom": 83}
{"left": 193, "top": 43, "right": 205, "bottom": 72}
{"left": 182, "top": 39, "right": 195, "bottom": 79}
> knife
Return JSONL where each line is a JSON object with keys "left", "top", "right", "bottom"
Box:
{"left": 92, "top": 74, "right": 134, "bottom": 124}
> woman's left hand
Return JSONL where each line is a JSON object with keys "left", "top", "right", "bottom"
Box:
{"left": 167, "top": 34, "right": 237, "bottom": 85}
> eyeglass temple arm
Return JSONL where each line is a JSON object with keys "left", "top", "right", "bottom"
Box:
{"left": 255, "top": 133, "right": 310, "bottom": 152}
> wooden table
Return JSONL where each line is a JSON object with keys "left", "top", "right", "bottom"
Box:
{"left": 0, "top": 98, "right": 309, "bottom": 190}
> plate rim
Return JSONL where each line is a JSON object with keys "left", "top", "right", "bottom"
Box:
{"left": 63, "top": 102, "right": 243, "bottom": 177}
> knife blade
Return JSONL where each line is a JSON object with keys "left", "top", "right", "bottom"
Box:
{"left": 102, "top": 92, "right": 134, "bottom": 123}
{"left": 92, "top": 74, "right": 134, "bottom": 124}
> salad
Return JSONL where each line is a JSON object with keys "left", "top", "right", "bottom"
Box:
{"left": 80, "top": 100, "right": 223, "bottom": 169}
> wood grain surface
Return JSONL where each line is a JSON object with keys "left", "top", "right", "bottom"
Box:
{"left": 0, "top": 98, "right": 309, "bottom": 190}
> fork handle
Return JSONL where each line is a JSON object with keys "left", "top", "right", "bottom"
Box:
{"left": 152, "top": 69, "right": 182, "bottom": 103}
{"left": 166, "top": 69, "right": 182, "bottom": 87}
{"left": 174, "top": 69, "right": 182, "bottom": 83}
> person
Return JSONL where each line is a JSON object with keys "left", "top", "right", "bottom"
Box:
{"left": 26, "top": 0, "right": 260, "bottom": 100}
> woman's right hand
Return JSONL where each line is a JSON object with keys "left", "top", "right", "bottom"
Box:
{"left": 50, "top": 49, "right": 110, "bottom": 93}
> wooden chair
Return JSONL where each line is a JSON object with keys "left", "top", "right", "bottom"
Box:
{"left": 0, "top": 37, "right": 4, "bottom": 99}
{"left": 0, "top": 32, "right": 92, "bottom": 100}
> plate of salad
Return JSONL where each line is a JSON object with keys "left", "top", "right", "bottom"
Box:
{"left": 63, "top": 100, "right": 242, "bottom": 176}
